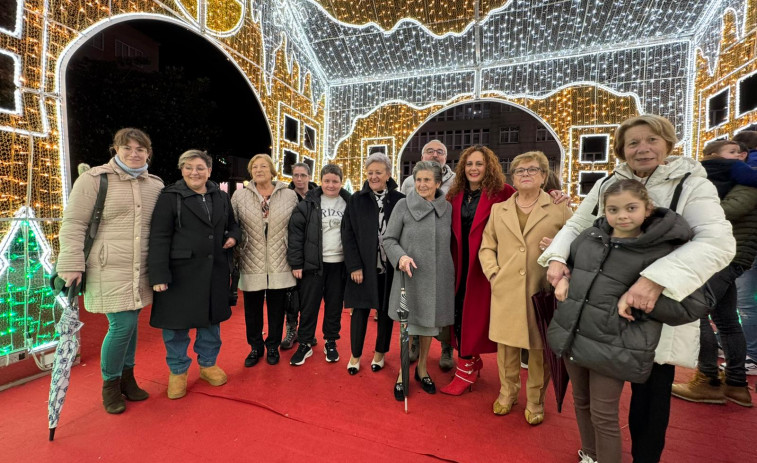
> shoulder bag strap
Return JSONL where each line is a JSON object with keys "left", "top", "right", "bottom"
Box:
{"left": 668, "top": 172, "right": 691, "bottom": 212}
{"left": 82, "top": 173, "right": 108, "bottom": 260}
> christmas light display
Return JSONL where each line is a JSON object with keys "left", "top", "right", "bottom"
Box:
{"left": 3, "top": 0, "right": 757, "bottom": 361}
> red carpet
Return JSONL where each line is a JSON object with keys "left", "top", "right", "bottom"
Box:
{"left": 0, "top": 297, "right": 754, "bottom": 462}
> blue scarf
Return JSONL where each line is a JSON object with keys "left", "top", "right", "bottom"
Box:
{"left": 114, "top": 156, "right": 149, "bottom": 177}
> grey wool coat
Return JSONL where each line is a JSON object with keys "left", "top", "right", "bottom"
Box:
{"left": 384, "top": 189, "right": 454, "bottom": 328}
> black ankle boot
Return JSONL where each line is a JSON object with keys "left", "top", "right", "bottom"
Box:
{"left": 120, "top": 367, "right": 149, "bottom": 401}
{"left": 102, "top": 379, "right": 126, "bottom": 414}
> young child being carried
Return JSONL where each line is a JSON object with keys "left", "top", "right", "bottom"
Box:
{"left": 701, "top": 139, "right": 757, "bottom": 198}
{"left": 548, "top": 179, "right": 711, "bottom": 463}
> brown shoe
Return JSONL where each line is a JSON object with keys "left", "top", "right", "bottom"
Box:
{"left": 102, "top": 379, "right": 126, "bottom": 414}
{"left": 671, "top": 370, "right": 726, "bottom": 404}
{"left": 199, "top": 365, "right": 227, "bottom": 386}
{"left": 167, "top": 372, "right": 188, "bottom": 399}
{"left": 724, "top": 384, "right": 754, "bottom": 407}
{"left": 120, "top": 367, "right": 149, "bottom": 401}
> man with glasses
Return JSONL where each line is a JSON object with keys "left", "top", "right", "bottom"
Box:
{"left": 283, "top": 163, "right": 319, "bottom": 349}
{"left": 400, "top": 140, "right": 456, "bottom": 371}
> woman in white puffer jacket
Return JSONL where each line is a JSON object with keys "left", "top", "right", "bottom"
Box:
{"left": 539, "top": 115, "right": 734, "bottom": 463}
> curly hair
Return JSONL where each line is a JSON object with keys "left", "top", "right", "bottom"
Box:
{"left": 446, "top": 145, "right": 505, "bottom": 200}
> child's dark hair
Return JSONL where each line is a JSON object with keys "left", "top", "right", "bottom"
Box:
{"left": 703, "top": 139, "right": 740, "bottom": 157}
{"left": 602, "top": 179, "right": 654, "bottom": 209}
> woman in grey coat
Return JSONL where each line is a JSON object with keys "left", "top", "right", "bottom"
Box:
{"left": 384, "top": 161, "right": 454, "bottom": 400}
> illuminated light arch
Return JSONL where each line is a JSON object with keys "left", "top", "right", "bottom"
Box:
{"left": 54, "top": 13, "right": 273, "bottom": 203}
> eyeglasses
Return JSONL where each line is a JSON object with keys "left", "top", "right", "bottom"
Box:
{"left": 512, "top": 167, "right": 543, "bottom": 177}
{"left": 120, "top": 146, "right": 148, "bottom": 155}
{"left": 424, "top": 148, "right": 446, "bottom": 156}
{"left": 292, "top": 173, "right": 309, "bottom": 179}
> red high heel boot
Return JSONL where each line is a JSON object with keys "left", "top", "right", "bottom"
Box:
{"left": 440, "top": 357, "right": 480, "bottom": 396}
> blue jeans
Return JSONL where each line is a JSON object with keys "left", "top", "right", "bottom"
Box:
{"left": 736, "top": 257, "right": 757, "bottom": 360}
{"left": 162, "top": 325, "right": 222, "bottom": 374}
{"left": 101, "top": 310, "right": 141, "bottom": 381}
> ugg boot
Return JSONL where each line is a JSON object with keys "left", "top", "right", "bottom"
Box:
{"left": 671, "top": 369, "right": 726, "bottom": 404}
{"left": 167, "top": 372, "right": 188, "bottom": 399}
{"left": 120, "top": 367, "right": 149, "bottom": 401}
{"left": 102, "top": 379, "right": 126, "bottom": 414}
{"left": 199, "top": 365, "right": 227, "bottom": 386}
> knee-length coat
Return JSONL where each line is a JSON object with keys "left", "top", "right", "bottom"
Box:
{"left": 449, "top": 184, "right": 515, "bottom": 356}
{"left": 148, "top": 180, "right": 241, "bottom": 329}
{"left": 479, "top": 191, "right": 572, "bottom": 349}
{"left": 384, "top": 189, "right": 454, "bottom": 328}
{"left": 342, "top": 179, "right": 404, "bottom": 309}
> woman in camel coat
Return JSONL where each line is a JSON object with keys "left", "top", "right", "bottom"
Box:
{"left": 479, "top": 151, "right": 572, "bottom": 426}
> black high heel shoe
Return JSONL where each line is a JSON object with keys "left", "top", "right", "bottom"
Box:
{"left": 394, "top": 377, "right": 405, "bottom": 401}
{"left": 414, "top": 367, "right": 436, "bottom": 394}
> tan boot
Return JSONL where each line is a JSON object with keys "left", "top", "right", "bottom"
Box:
{"left": 671, "top": 370, "right": 726, "bottom": 404}
{"left": 199, "top": 365, "right": 227, "bottom": 386}
{"left": 724, "top": 384, "right": 754, "bottom": 407}
{"left": 167, "top": 372, "right": 188, "bottom": 399}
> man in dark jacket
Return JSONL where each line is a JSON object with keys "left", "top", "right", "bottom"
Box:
{"left": 282, "top": 163, "right": 318, "bottom": 349}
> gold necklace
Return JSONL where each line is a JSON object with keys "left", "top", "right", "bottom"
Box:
{"left": 515, "top": 195, "right": 539, "bottom": 208}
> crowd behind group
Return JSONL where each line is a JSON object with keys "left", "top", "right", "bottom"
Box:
{"left": 55, "top": 114, "right": 757, "bottom": 463}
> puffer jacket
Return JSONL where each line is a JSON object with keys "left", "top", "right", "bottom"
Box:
{"left": 231, "top": 181, "right": 298, "bottom": 291}
{"left": 287, "top": 187, "right": 351, "bottom": 274}
{"left": 548, "top": 210, "right": 712, "bottom": 383}
{"left": 720, "top": 184, "right": 757, "bottom": 269}
{"left": 539, "top": 156, "right": 734, "bottom": 368}
{"left": 56, "top": 158, "right": 163, "bottom": 313}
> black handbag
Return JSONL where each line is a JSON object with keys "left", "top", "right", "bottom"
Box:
{"left": 50, "top": 173, "right": 108, "bottom": 294}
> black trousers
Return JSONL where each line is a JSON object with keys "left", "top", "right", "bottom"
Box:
{"left": 297, "top": 262, "right": 346, "bottom": 343}
{"left": 350, "top": 272, "right": 394, "bottom": 357}
{"left": 629, "top": 363, "right": 675, "bottom": 463}
{"left": 243, "top": 288, "right": 288, "bottom": 350}
{"left": 284, "top": 286, "right": 300, "bottom": 327}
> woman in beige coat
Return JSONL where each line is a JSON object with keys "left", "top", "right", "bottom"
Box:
{"left": 231, "top": 154, "right": 298, "bottom": 367}
{"left": 479, "top": 151, "right": 572, "bottom": 425}
{"left": 56, "top": 128, "right": 163, "bottom": 414}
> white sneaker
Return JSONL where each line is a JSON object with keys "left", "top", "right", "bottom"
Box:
{"left": 578, "top": 450, "right": 597, "bottom": 463}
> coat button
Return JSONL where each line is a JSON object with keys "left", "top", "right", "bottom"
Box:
{"left": 519, "top": 269, "right": 525, "bottom": 275}
{"left": 519, "top": 246, "right": 525, "bottom": 252}
{"left": 209, "top": 234, "right": 214, "bottom": 239}
{"left": 569, "top": 356, "right": 574, "bottom": 361}
{"left": 208, "top": 254, "right": 213, "bottom": 259}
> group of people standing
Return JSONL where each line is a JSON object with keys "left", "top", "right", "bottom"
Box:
{"left": 55, "top": 112, "right": 751, "bottom": 463}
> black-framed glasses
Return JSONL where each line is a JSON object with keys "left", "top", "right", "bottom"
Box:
{"left": 423, "top": 148, "right": 446, "bottom": 156}
{"left": 512, "top": 167, "right": 543, "bottom": 177}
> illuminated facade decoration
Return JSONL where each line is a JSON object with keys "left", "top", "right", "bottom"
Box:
{"left": 3, "top": 0, "right": 757, "bottom": 360}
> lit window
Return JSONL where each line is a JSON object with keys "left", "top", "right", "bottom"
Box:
{"left": 284, "top": 115, "right": 299, "bottom": 144}
{"left": 707, "top": 89, "right": 729, "bottom": 129}
{"left": 580, "top": 135, "right": 609, "bottom": 163}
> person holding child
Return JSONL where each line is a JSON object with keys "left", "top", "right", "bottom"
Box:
{"left": 548, "top": 179, "right": 711, "bottom": 463}
{"left": 539, "top": 114, "right": 734, "bottom": 463}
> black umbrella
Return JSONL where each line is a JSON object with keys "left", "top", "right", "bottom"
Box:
{"left": 397, "top": 274, "right": 410, "bottom": 413}
{"left": 48, "top": 284, "right": 84, "bottom": 440}
{"left": 532, "top": 289, "right": 569, "bottom": 413}
{"left": 228, "top": 249, "right": 240, "bottom": 307}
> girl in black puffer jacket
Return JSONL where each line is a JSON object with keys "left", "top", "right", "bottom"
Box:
{"left": 547, "top": 179, "right": 710, "bottom": 463}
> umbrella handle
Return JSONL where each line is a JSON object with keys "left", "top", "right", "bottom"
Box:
{"left": 66, "top": 284, "right": 80, "bottom": 306}
{"left": 49, "top": 427, "right": 56, "bottom": 441}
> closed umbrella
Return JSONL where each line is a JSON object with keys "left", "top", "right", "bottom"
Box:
{"left": 397, "top": 275, "right": 410, "bottom": 413}
{"left": 48, "top": 285, "right": 84, "bottom": 441}
{"left": 532, "top": 289, "right": 569, "bottom": 413}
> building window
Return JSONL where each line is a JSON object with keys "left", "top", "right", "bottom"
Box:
{"left": 282, "top": 149, "right": 297, "bottom": 176}
{"left": 302, "top": 156, "right": 315, "bottom": 175}
{"left": 580, "top": 135, "right": 609, "bottom": 163}
{"left": 500, "top": 126, "right": 520, "bottom": 144}
{"left": 91, "top": 32, "right": 104, "bottom": 50}
{"left": 536, "top": 127, "right": 553, "bottom": 142}
{"left": 283, "top": 115, "right": 299, "bottom": 144}
{"left": 114, "top": 39, "right": 144, "bottom": 59}
{"left": 707, "top": 89, "right": 729, "bottom": 129}
{"left": 303, "top": 125, "right": 316, "bottom": 151}
{"left": 0, "top": 52, "right": 15, "bottom": 111}
{"left": 368, "top": 144, "right": 387, "bottom": 156}
{"left": 738, "top": 72, "right": 757, "bottom": 116}
{"left": 578, "top": 171, "right": 608, "bottom": 197}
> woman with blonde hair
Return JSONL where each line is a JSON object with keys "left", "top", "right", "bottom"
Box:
{"left": 479, "top": 150, "right": 572, "bottom": 425}
{"left": 232, "top": 154, "right": 298, "bottom": 367}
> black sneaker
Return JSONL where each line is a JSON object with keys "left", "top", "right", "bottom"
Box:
{"left": 266, "top": 346, "right": 280, "bottom": 365}
{"left": 290, "top": 343, "right": 313, "bottom": 366}
{"left": 281, "top": 325, "right": 298, "bottom": 350}
{"left": 244, "top": 347, "right": 262, "bottom": 368}
{"left": 324, "top": 340, "right": 339, "bottom": 363}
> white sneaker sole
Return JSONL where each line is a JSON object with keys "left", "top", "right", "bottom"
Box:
{"left": 290, "top": 348, "right": 313, "bottom": 366}
{"left": 324, "top": 346, "right": 339, "bottom": 363}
